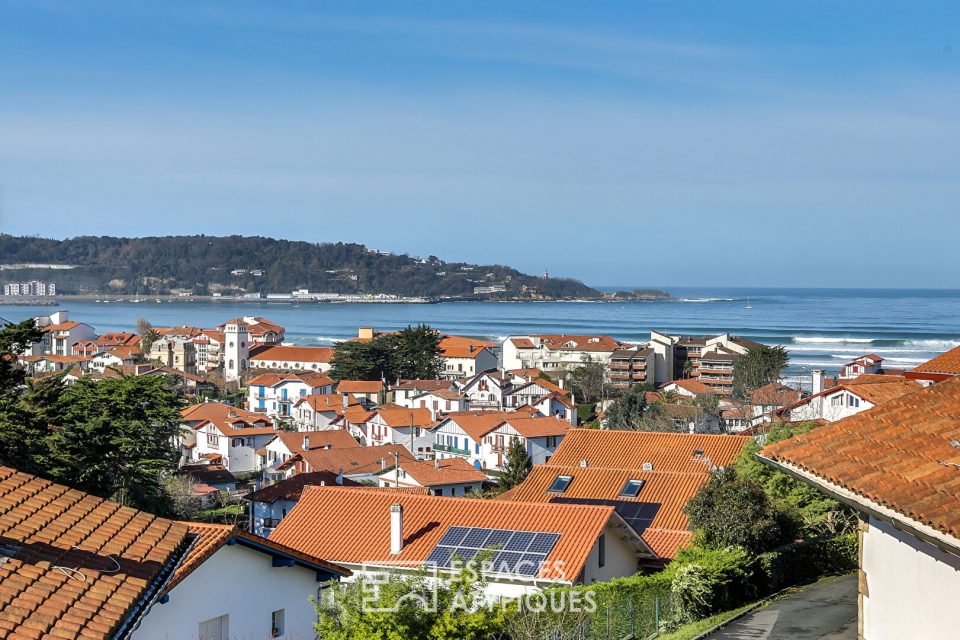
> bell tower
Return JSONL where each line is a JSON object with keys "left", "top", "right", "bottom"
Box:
{"left": 224, "top": 322, "right": 250, "bottom": 382}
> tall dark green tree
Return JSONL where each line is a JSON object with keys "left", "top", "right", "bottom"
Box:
{"left": 390, "top": 324, "right": 443, "bottom": 380}
{"left": 603, "top": 384, "right": 648, "bottom": 430}
{"left": 331, "top": 324, "right": 442, "bottom": 381}
{"left": 499, "top": 439, "right": 532, "bottom": 491}
{"left": 0, "top": 320, "right": 46, "bottom": 472}
{"left": 330, "top": 340, "right": 392, "bottom": 381}
{"left": 43, "top": 375, "right": 187, "bottom": 514}
{"left": 732, "top": 345, "right": 790, "bottom": 400}
{"left": 684, "top": 467, "right": 796, "bottom": 554}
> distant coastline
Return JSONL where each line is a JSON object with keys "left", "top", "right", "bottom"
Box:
{"left": 7, "top": 290, "right": 674, "bottom": 306}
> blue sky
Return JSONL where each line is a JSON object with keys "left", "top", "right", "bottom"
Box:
{"left": 2, "top": 1, "right": 958, "bottom": 288}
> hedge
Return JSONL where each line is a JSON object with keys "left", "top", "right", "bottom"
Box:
{"left": 757, "top": 533, "right": 858, "bottom": 592}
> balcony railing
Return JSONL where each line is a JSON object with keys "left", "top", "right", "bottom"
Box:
{"left": 434, "top": 444, "right": 470, "bottom": 455}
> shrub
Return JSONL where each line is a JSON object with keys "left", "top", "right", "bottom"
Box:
{"left": 757, "top": 534, "right": 858, "bottom": 592}
{"left": 664, "top": 546, "right": 757, "bottom": 615}
{"left": 685, "top": 468, "right": 794, "bottom": 554}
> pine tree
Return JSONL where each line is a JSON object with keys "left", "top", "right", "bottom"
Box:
{"left": 499, "top": 439, "right": 531, "bottom": 491}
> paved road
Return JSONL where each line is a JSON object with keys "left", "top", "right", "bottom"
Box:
{"left": 709, "top": 575, "right": 857, "bottom": 640}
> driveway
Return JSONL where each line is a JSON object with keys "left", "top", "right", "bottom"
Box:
{"left": 708, "top": 574, "right": 857, "bottom": 640}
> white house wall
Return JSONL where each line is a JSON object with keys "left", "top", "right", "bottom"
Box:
{"left": 133, "top": 543, "right": 330, "bottom": 640}
{"left": 862, "top": 516, "right": 960, "bottom": 640}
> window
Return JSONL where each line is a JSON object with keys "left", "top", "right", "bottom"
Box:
{"left": 848, "top": 394, "right": 860, "bottom": 408}
{"left": 830, "top": 395, "right": 843, "bottom": 407}
{"left": 619, "top": 479, "right": 645, "bottom": 498}
{"left": 547, "top": 474, "right": 573, "bottom": 493}
{"left": 271, "top": 609, "right": 285, "bottom": 637}
{"left": 232, "top": 438, "right": 244, "bottom": 447}
{"left": 475, "top": 443, "right": 480, "bottom": 454}
{"left": 206, "top": 433, "right": 220, "bottom": 446}
{"left": 198, "top": 615, "right": 228, "bottom": 640}
{"left": 598, "top": 533, "right": 606, "bottom": 568}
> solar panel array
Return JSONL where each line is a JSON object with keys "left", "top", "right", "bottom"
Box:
{"left": 553, "top": 497, "right": 659, "bottom": 534}
{"left": 426, "top": 526, "right": 560, "bottom": 576}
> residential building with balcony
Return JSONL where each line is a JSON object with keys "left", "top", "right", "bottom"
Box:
{"left": 246, "top": 372, "right": 336, "bottom": 420}
{"left": 607, "top": 348, "right": 655, "bottom": 391}
{"left": 501, "top": 334, "right": 632, "bottom": 372}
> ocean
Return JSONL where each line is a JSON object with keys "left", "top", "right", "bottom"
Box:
{"left": 2, "top": 287, "right": 957, "bottom": 383}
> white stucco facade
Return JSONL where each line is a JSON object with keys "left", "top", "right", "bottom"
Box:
{"left": 861, "top": 516, "right": 960, "bottom": 640}
{"left": 133, "top": 543, "right": 334, "bottom": 640}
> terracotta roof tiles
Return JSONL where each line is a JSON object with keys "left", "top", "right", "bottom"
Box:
{"left": 914, "top": 345, "right": 960, "bottom": 375}
{"left": 246, "top": 473, "right": 362, "bottom": 504}
{"left": 385, "top": 458, "right": 487, "bottom": 487}
{"left": 547, "top": 429, "right": 750, "bottom": 473}
{"left": 269, "top": 486, "right": 628, "bottom": 581}
{"left": 272, "top": 429, "right": 361, "bottom": 455}
{"left": 336, "top": 380, "right": 384, "bottom": 394}
{"left": 282, "top": 445, "right": 415, "bottom": 476}
{"left": 761, "top": 376, "right": 960, "bottom": 543}
{"left": 250, "top": 345, "right": 333, "bottom": 363}
{"left": 0, "top": 466, "right": 191, "bottom": 639}
{"left": 502, "top": 416, "right": 570, "bottom": 438}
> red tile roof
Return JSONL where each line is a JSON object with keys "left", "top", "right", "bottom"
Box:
{"left": 246, "top": 473, "right": 362, "bottom": 504}
{"left": 436, "top": 408, "right": 540, "bottom": 442}
{"left": 283, "top": 444, "right": 415, "bottom": 476}
{"left": 247, "top": 371, "right": 335, "bottom": 389}
{"left": 0, "top": 466, "right": 191, "bottom": 639}
{"left": 914, "top": 344, "right": 960, "bottom": 375}
{"left": 438, "top": 335, "right": 498, "bottom": 359}
{"left": 218, "top": 317, "right": 285, "bottom": 336}
{"left": 498, "top": 466, "right": 705, "bottom": 559}
{"left": 762, "top": 376, "right": 960, "bottom": 543}
{"left": 392, "top": 380, "right": 453, "bottom": 392}
{"left": 250, "top": 345, "right": 333, "bottom": 364}
{"left": 502, "top": 416, "right": 570, "bottom": 438}
{"left": 94, "top": 332, "right": 141, "bottom": 347}
{"left": 385, "top": 458, "right": 488, "bottom": 487}
{"left": 374, "top": 407, "right": 434, "bottom": 428}
{"left": 294, "top": 393, "right": 359, "bottom": 412}
{"left": 665, "top": 379, "right": 715, "bottom": 395}
{"left": 547, "top": 429, "right": 750, "bottom": 473}
{"left": 272, "top": 429, "right": 360, "bottom": 455}
{"left": 336, "top": 380, "right": 384, "bottom": 394}
{"left": 779, "top": 376, "right": 923, "bottom": 416}
{"left": 750, "top": 383, "right": 801, "bottom": 406}
{"left": 270, "top": 486, "right": 633, "bottom": 580}
{"left": 526, "top": 334, "right": 631, "bottom": 352}
{"left": 42, "top": 321, "right": 84, "bottom": 332}
{"left": 181, "top": 402, "right": 276, "bottom": 437}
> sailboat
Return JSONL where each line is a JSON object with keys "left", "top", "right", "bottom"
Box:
{"left": 745, "top": 298, "right": 753, "bottom": 309}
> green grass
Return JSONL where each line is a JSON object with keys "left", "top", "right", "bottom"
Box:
{"left": 655, "top": 604, "right": 755, "bottom": 640}
{"left": 196, "top": 503, "right": 246, "bottom": 523}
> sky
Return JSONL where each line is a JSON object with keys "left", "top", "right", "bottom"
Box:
{"left": 1, "top": 1, "right": 959, "bottom": 288}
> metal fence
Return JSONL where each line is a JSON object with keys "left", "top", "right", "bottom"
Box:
{"left": 534, "top": 592, "right": 674, "bottom": 640}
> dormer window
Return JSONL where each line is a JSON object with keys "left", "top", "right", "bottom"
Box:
{"left": 619, "top": 479, "right": 645, "bottom": 498}
{"left": 548, "top": 474, "right": 573, "bottom": 493}
{"left": 693, "top": 449, "right": 705, "bottom": 458}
